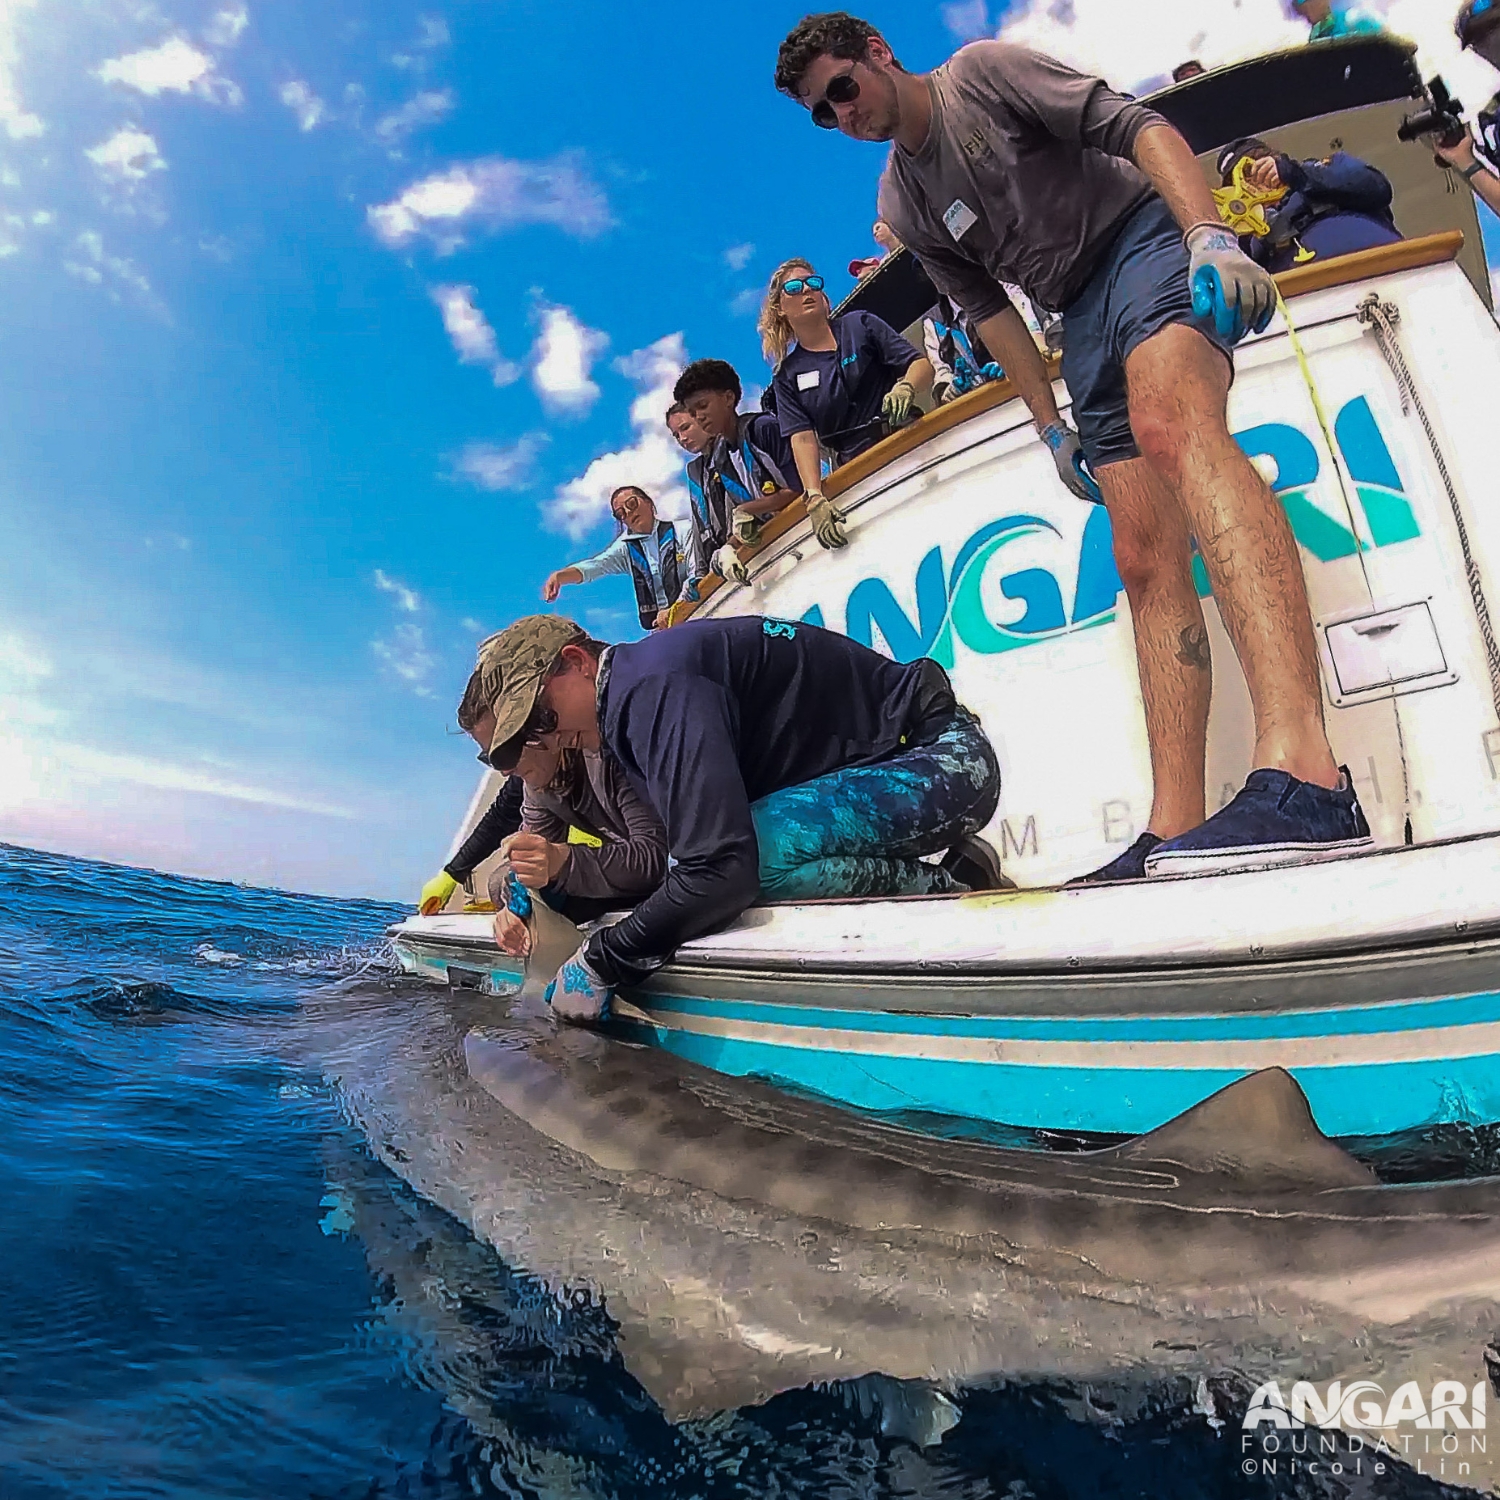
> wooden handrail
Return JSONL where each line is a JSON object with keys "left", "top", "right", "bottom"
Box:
{"left": 670, "top": 230, "right": 1466, "bottom": 622}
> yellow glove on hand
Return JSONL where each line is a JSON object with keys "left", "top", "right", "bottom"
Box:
{"left": 419, "top": 870, "right": 458, "bottom": 915}
{"left": 806, "top": 492, "right": 847, "bottom": 550}
{"left": 731, "top": 506, "right": 762, "bottom": 546}
{"left": 881, "top": 379, "right": 916, "bottom": 427}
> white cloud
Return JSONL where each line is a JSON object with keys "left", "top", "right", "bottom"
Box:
{"left": 429, "top": 282, "right": 520, "bottom": 384}
{"left": 367, "top": 153, "right": 611, "bottom": 253}
{"left": 85, "top": 125, "right": 165, "bottom": 183}
{"left": 723, "top": 241, "right": 755, "bottom": 271}
{"left": 279, "top": 80, "right": 325, "bottom": 131}
{"left": 53, "top": 743, "right": 354, "bottom": 817}
{"left": 63, "top": 230, "right": 160, "bottom": 311}
{"left": 447, "top": 433, "right": 549, "bottom": 492}
{"left": 374, "top": 88, "right": 454, "bottom": 148}
{"left": 0, "top": 0, "right": 43, "bottom": 140}
{"left": 94, "top": 36, "right": 241, "bottom": 106}
{"left": 204, "top": 3, "right": 249, "bottom": 48}
{"left": 393, "top": 13, "right": 450, "bottom": 68}
{"left": 530, "top": 302, "right": 607, "bottom": 416}
{"left": 541, "top": 333, "right": 689, "bottom": 541}
{"left": 373, "top": 568, "right": 421, "bottom": 612}
{"left": 730, "top": 285, "right": 761, "bottom": 317}
{"left": 460, "top": 616, "right": 483, "bottom": 633}
{"left": 372, "top": 621, "right": 436, "bottom": 695}
{"left": 943, "top": 0, "right": 991, "bottom": 42}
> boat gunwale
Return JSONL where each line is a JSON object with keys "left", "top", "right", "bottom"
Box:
{"left": 676, "top": 230, "right": 1466, "bottom": 619}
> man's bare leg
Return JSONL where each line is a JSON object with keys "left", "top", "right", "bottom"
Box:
{"left": 1096, "top": 456, "right": 1211, "bottom": 840}
{"left": 1124, "top": 323, "right": 1339, "bottom": 789}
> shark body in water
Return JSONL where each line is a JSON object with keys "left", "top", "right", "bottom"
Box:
{"left": 310, "top": 900, "right": 1500, "bottom": 1491}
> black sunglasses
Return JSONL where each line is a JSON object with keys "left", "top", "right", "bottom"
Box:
{"left": 476, "top": 704, "right": 558, "bottom": 770}
{"left": 811, "top": 71, "right": 859, "bottom": 129}
{"left": 780, "top": 274, "right": 825, "bottom": 295}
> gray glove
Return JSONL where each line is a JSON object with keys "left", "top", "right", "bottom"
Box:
{"left": 806, "top": 492, "right": 847, "bottom": 550}
{"left": 1039, "top": 421, "right": 1102, "bottom": 504}
{"left": 880, "top": 379, "right": 917, "bottom": 427}
{"left": 1185, "top": 222, "right": 1277, "bottom": 343}
{"left": 711, "top": 541, "right": 749, "bottom": 585}
{"left": 932, "top": 378, "right": 957, "bottom": 407}
{"left": 730, "top": 506, "right": 762, "bottom": 546}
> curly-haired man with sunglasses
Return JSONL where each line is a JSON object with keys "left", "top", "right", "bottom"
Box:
{"left": 774, "top": 13, "right": 1369, "bottom": 882}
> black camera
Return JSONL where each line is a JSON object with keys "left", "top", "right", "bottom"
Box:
{"left": 1398, "top": 76, "right": 1466, "bottom": 150}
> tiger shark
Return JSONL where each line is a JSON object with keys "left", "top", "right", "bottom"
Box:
{"left": 306, "top": 913, "right": 1500, "bottom": 1492}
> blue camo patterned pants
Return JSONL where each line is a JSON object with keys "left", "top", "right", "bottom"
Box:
{"left": 750, "top": 708, "right": 1001, "bottom": 901}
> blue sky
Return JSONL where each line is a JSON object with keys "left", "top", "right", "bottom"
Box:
{"left": 0, "top": 0, "right": 1493, "bottom": 900}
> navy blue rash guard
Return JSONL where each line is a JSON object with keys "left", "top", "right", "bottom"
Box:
{"left": 773, "top": 310, "right": 922, "bottom": 465}
{"left": 587, "top": 616, "right": 932, "bottom": 987}
{"left": 1247, "top": 153, "right": 1400, "bottom": 273}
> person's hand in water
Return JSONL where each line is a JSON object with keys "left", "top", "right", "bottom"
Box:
{"left": 492, "top": 907, "right": 531, "bottom": 957}
{"left": 498, "top": 831, "right": 569, "bottom": 889}
{"left": 544, "top": 945, "right": 614, "bottom": 1024}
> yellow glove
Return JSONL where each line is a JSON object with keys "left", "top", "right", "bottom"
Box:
{"left": 419, "top": 871, "right": 458, "bottom": 915}
{"left": 806, "top": 492, "right": 847, "bottom": 550}
{"left": 731, "top": 506, "right": 762, "bottom": 546}
{"left": 881, "top": 379, "right": 916, "bottom": 427}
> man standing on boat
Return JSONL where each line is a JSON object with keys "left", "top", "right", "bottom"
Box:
{"left": 774, "top": 15, "right": 1371, "bottom": 880}
{"left": 458, "top": 613, "right": 1001, "bottom": 1022}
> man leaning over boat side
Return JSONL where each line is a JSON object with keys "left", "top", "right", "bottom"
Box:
{"left": 444, "top": 692, "right": 669, "bottom": 960}
{"left": 456, "top": 613, "right": 1002, "bottom": 1023}
{"left": 774, "top": 14, "right": 1372, "bottom": 881}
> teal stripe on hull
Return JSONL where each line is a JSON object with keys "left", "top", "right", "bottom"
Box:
{"left": 628, "top": 1023, "right": 1500, "bottom": 1136}
{"left": 638, "top": 987, "right": 1500, "bottom": 1041}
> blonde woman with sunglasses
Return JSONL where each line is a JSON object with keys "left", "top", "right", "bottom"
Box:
{"left": 760, "top": 257, "right": 932, "bottom": 550}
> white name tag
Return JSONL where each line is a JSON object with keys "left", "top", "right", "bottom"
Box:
{"left": 796, "top": 369, "right": 821, "bottom": 391}
{"left": 944, "top": 198, "right": 979, "bottom": 241}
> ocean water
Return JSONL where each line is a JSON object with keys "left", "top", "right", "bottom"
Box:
{"left": 1, "top": 841, "right": 1489, "bottom": 1499}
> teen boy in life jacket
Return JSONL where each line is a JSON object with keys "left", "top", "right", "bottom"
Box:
{"left": 673, "top": 358, "right": 801, "bottom": 586}
{"left": 923, "top": 293, "right": 1004, "bottom": 403}
{"left": 543, "top": 485, "right": 685, "bottom": 631}
{"left": 666, "top": 401, "right": 726, "bottom": 605}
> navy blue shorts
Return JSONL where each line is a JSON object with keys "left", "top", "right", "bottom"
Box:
{"left": 1060, "top": 195, "right": 1235, "bottom": 470}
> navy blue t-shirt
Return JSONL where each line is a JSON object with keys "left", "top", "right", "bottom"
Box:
{"left": 773, "top": 310, "right": 921, "bottom": 464}
{"left": 586, "top": 615, "right": 930, "bottom": 987}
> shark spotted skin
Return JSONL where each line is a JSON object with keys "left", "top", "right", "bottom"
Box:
{"left": 307, "top": 985, "right": 1500, "bottom": 1492}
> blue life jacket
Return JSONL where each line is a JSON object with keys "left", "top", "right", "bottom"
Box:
{"left": 622, "top": 520, "right": 683, "bottom": 629}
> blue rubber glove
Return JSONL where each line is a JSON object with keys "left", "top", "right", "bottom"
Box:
{"left": 543, "top": 944, "right": 614, "bottom": 1024}
{"left": 1039, "top": 422, "right": 1102, "bottom": 504}
{"left": 497, "top": 867, "right": 533, "bottom": 922}
{"left": 1185, "top": 223, "right": 1277, "bottom": 343}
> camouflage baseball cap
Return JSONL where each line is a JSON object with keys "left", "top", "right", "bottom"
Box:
{"left": 472, "top": 614, "right": 586, "bottom": 753}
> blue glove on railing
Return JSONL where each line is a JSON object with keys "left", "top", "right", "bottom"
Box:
{"left": 543, "top": 944, "right": 614, "bottom": 1024}
{"left": 1039, "top": 422, "right": 1102, "bottom": 504}
{"left": 1185, "top": 223, "right": 1277, "bottom": 344}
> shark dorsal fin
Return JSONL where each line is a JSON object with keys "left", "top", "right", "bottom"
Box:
{"left": 1106, "top": 1068, "right": 1376, "bottom": 1190}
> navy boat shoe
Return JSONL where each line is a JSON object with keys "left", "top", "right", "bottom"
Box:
{"left": 1067, "top": 832, "right": 1162, "bottom": 885}
{"left": 1143, "top": 767, "right": 1372, "bottom": 877}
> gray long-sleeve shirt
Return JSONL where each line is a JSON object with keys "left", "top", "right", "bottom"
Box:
{"left": 519, "top": 750, "right": 667, "bottom": 904}
{"left": 876, "top": 42, "right": 1166, "bottom": 316}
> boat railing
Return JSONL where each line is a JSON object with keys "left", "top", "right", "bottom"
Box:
{"left": 673, "top": 228, "right": 1467, "bottom": 622}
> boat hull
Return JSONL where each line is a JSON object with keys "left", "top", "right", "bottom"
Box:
{"left": 620, "top": 946, "right": 1500, "bottom": 1138}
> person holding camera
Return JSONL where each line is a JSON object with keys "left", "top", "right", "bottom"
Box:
{"left": 1438, "top": 0, "right": 1500, "bottom": 215}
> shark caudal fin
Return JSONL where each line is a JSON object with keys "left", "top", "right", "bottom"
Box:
{"left": 1106, "top": 1068, "right": 1376, "bottom": 1191}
